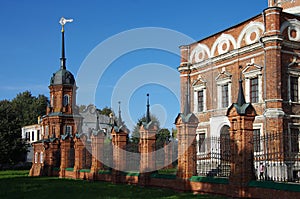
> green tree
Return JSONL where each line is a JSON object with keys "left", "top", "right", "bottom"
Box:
{"left": 0, "top": 91, "right": 47, "bottom": 167}
{"left": 156, "top": 128, "right": 171, "bottom": 150}
{"left": 171, "top": 128, "right": 178, "bottom": 139}
{"left": 97, "top": 106, "right": 113, "bottom": 117}
{"left": 78, "top": 104, "right": 87, "bottom": 112}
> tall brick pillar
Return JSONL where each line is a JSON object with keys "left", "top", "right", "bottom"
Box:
{"left": 175, "top": 113, "right": 198, "bottom": 180}
{"left": 263, "top": 7, "right": 285, "bottom": 134}
{"left": 111, "top": 127, "right": 128, "bottom": 183}
{"left": 227, "top": 79, "right": 256, "bottom": 198}
{"left": 139, "top": 94, "right": 158, "bottom": 186}
{"left": 139, "top": 121, "right": 158, "bottom": 185}
{"left": 90, "top": 130, "right": 105, "bottom": 179}
{"left": 59, "top": 135, "right": 74, "bottom": 178}
{"left": 74, "top": 134, "right": 87, "bottom": 178}
{"left": 44, "top": 139, "right": 60, "bottom": 176}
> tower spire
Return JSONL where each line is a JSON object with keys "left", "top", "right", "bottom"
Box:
{"left": 117, "top": 101, "right": 122, "bottom": 127}
{"left": 237, "top": 65, "right": 246, "bottom": 106}
{"left": 59, "top": 17, "right": 73, "bottom": 70}
{"left": 60, "top": 26, "right": 66, "bottom": 69}
{"left": 146, "top": 93, "right": 151, "bottom": 124}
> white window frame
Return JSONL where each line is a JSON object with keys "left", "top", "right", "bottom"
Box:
{"left": 243, "top": 61, "right": 263, "bottom": 103}
{"left": 253, "top": 123, "right": 264, "bottom": 155}
{"left": 288, "top": 69, "right": 300, "bottom": 103}
{"left": 196, "top": 129, "right": 207, "bottom": 155}
{"left": 216, "top": 68, "right": 232, "bottom": 109}
{"left": 244, "top": 71, "right": 263, "bottom": 103}
{"left": 216, "top": 78, "right": 232, "bottom": 109}
{"left": 193, "top": 84, "right": 207, "bottom": 113}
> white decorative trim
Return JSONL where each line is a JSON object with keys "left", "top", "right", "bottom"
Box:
{"left": 264, "top": 108, "right": 285, "bottom": 118}
{"left": 190, "top": 43, "right": 210, "bottom": 63}
{"left": 216, "top": 68, "right": 232, "bottom": 109}
{"left": 281, "top": 19, "right": 300, "bottom": 42}
{"left": 196, "top": 129, "right": 207, "bottom": 155}
{"left": 243, "top": 59, "right": 263, "bottom": 103}
{"left": 193, "top": 75, "right": 207, "bottom": 113}
{"left": 253, "top": 123, "right": 264, "bottom": 153}
{"left": 237, "top": 22, "right": 264, "bottom": 48}
{"left": 211, "top": 34, "right": 237, "bottom": 57}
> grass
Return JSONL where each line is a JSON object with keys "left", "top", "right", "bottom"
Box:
{"left": 0, "top": 170, "right": 228, "bottom": 199}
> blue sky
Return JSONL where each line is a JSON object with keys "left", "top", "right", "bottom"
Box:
{"left": 0, "top": 0, "right": 267, "bottom": 131}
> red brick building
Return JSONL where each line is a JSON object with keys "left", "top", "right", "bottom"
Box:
{"left": 178, "top": 1, "right": 300, "bottom": 181}
{"left": 29, "top": 19, "right": 83, "bottom": 176}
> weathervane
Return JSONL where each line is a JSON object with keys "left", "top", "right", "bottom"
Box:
{"left": 59, "top": 17, "right": 73, "bottom": 32}
{"left": 59, "top": 17, "right": 73, "bottom": 69}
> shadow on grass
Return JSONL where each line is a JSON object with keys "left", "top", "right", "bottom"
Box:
{"left": 0, "top": 171, "right": 227, "bottom": 199}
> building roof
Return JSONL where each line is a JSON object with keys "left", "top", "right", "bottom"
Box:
{"left": 50, "top": 68, "right": 75, "bottom": 86}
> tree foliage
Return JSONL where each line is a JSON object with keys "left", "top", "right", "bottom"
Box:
{"left": 97, "top": 106, "right": 113, "bottom": 117}
{"left": 0, "top": 91, "right": 48, "bottom": 167}
{"left": 156, "top": 128, "right": 171, "bottom": 150}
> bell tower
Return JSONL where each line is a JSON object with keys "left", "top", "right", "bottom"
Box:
{"left": 269, "top": 0, "right": 300, "bottom": 14}
{"left": 42, "top": 17, "right": 81, "bottom": 139}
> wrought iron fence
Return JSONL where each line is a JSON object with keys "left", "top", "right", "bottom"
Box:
{"left": 196, "top": 132, "right": 300, "bottom": 183}
{"left": 254, "top": 132, "right": 300, "bottom": 183}
{"left": 196, "top": 136, "right": 231, "bottom": 177}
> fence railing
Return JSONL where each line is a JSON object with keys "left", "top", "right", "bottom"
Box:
{"left": 196, "top": 132, "right": 300, "bottom": 183}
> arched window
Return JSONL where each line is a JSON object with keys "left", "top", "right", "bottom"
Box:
{"left": 63, "top": 94, "right": 69, "bottom": 106}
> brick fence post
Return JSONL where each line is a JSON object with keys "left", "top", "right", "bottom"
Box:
{"left": 227, "top": 79, "right": 257, "bottom": 198}
{"left": 111, "top": 127, "right": 128, "bottom": 183}
{"left": 90, "top": 130, "right": 105, "bottom": 180}
{"left": 59, "top": 134, "right": 74, "bottom": 178}
{"left": 175, "top": 112, "right": 198, "bottom": 191}
{"left": 74, "top": 134, "right": 87, "bottom": 179}
{"left": 139, "top": 121, "right": 158, "bottom": 186}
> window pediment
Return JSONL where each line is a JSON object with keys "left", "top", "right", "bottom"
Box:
{"left": 242, "top": 60, "right": 263, "bottom": 78}
{"left": 215, "top": 67, "right": 232, "bottom": 84}
{"left": 193, "top": 75, "right": 207, "bottom": 89}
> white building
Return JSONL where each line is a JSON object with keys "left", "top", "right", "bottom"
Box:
{"left": 21, "top": 123, "right": 43, "bottom": 162}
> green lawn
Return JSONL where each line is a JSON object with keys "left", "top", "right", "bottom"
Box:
{"left": 0, "top": 170, "right": 228, "bottom": 199}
